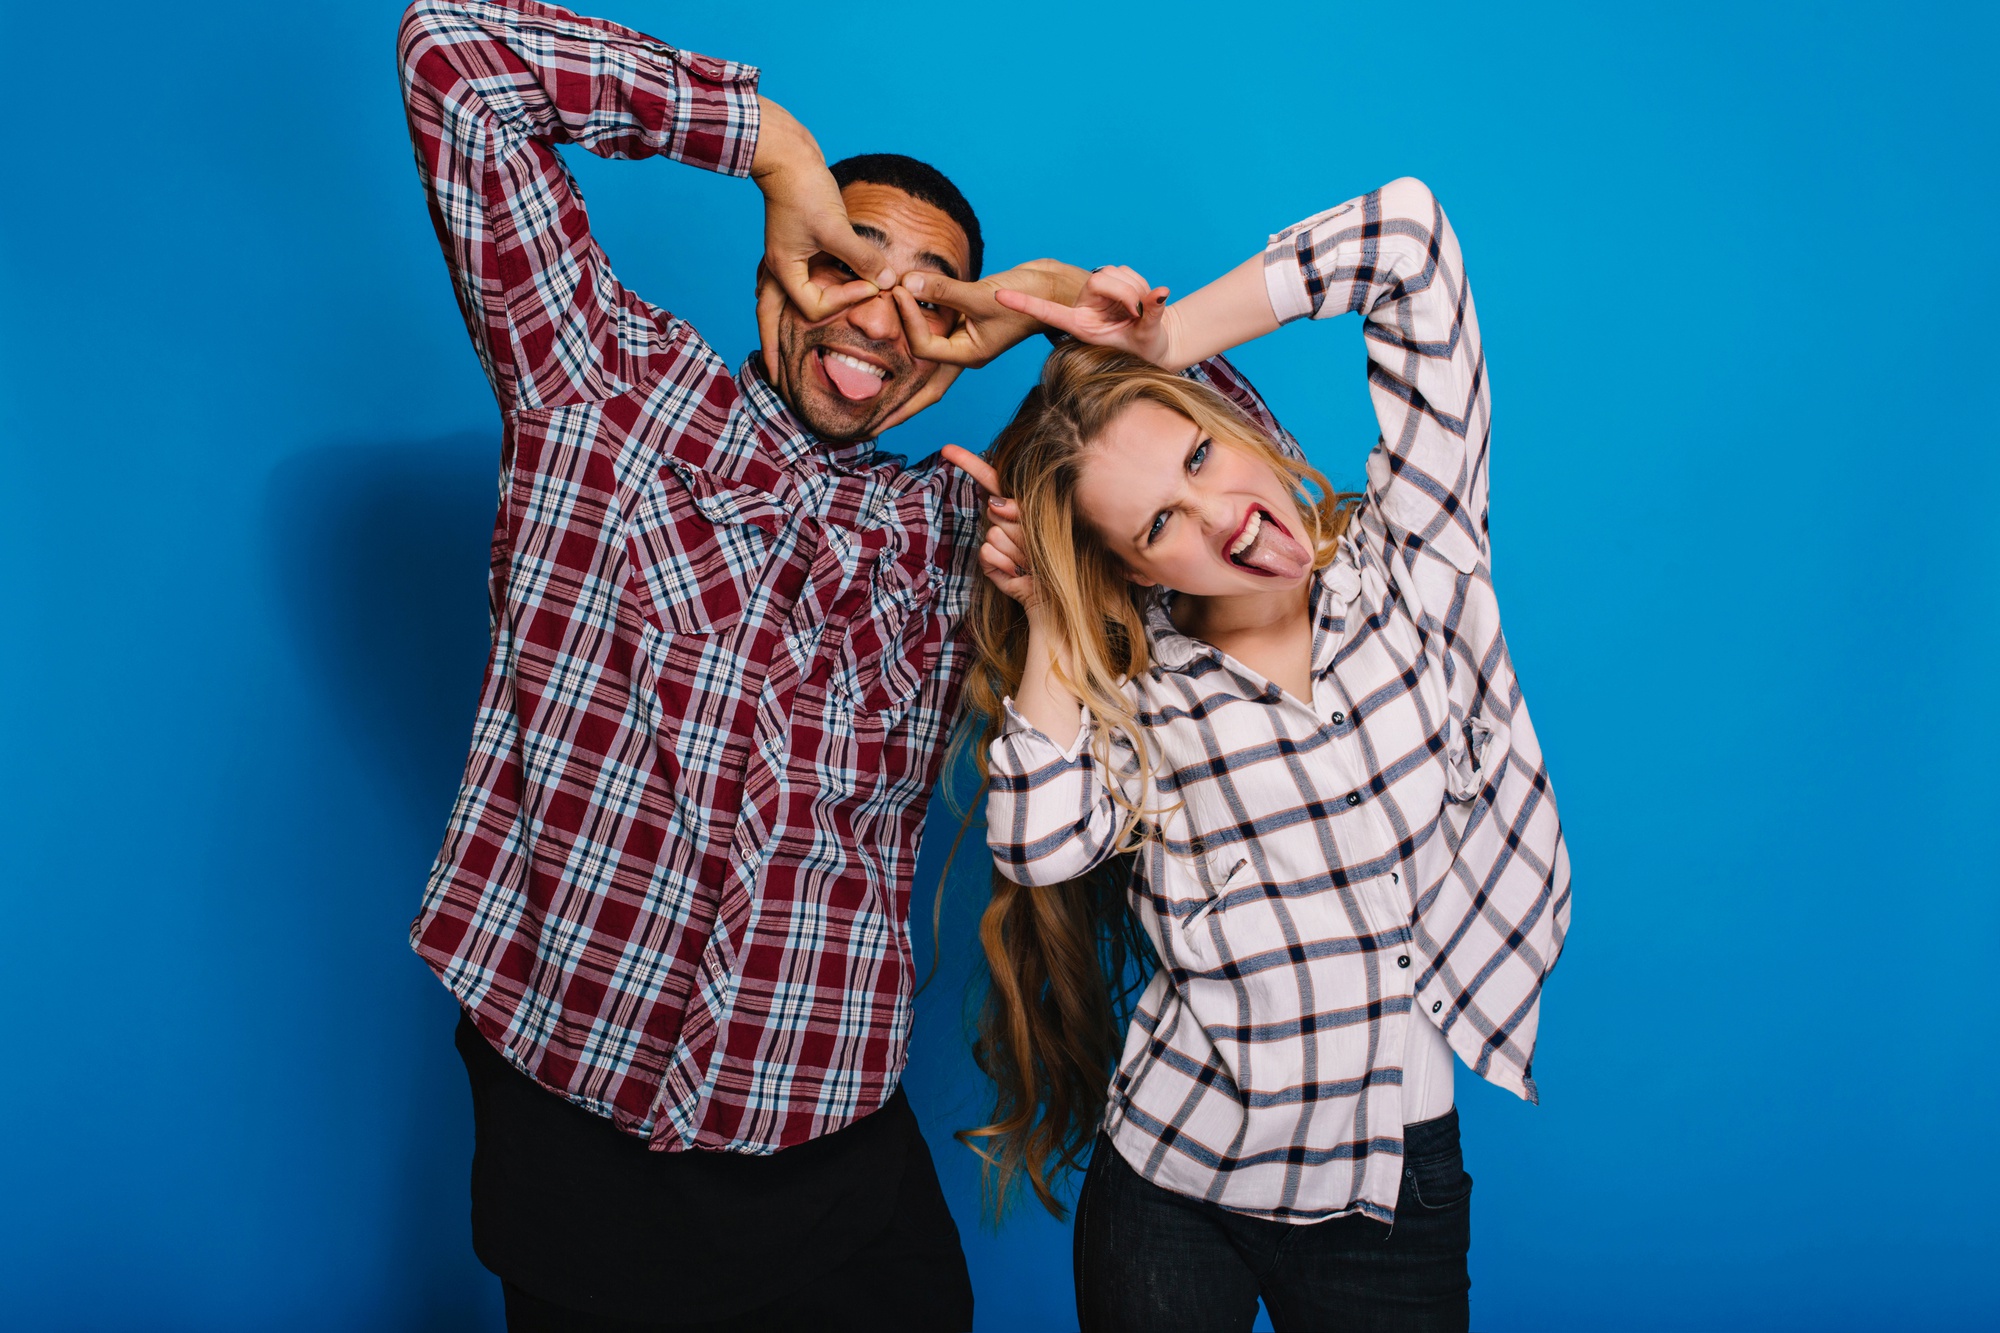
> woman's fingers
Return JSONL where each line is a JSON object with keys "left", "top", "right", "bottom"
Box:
{"left": 1084, "top": 266, "right": 1150, "bottom": 319}
{"left": 940, "top": 444, "right": 1001, "bottom": 495}
{"left": 984, "top": 523, "right": 1027, "bottom": 570}
{"left": 994, "top": 287, "right": 1080, "bottom": 332}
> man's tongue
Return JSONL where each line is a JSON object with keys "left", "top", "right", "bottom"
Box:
{"left": 1235, "top": 515, "right": 1311, "bottom": 579}
{"left": 820, "top": 348, "right": 884, "bottom": 402}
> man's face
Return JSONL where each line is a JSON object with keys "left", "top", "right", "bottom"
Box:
{"left": 770, "top": 183, "right": 970, "bottom": 441}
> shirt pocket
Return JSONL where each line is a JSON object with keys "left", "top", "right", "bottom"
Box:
{"left": 824, "top": 555, "right": 939, "bottom": 729}
{"left": 1174, "top": 846, "right": 1251, "bottom": 972}
{"left": 626, "top": 461, "right": 788, "bottom": 636}
{"left": 1442, "top": 710, "right": 1509, "bottom": 803}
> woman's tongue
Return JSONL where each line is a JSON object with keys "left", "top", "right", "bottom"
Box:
{"left": 1234, "top": 515, "right": 1311, "bottom": 579}
{"left": 819, "top": 348, "right": 885, "bottom": 402}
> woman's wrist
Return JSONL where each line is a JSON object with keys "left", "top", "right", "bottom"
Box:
{"left": 1156, "top": 253, "right": 1281, "bottom": 371}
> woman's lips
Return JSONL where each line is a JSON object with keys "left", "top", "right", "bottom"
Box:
{"left": 1227, "top": 506, "right": 1311, "bottom": 579}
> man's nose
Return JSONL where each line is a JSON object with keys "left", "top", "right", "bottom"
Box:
{"left": 845, "top": 290, "right": 902, "bottom": 345}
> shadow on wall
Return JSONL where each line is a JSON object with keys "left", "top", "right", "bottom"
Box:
{"left": 266, "top": 434, "right": 499, "bottom": 817}
{"left": 264, "top": 434, "right": 505, "bottom": 1331}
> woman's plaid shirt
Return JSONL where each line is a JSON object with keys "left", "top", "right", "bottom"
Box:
{"left": 987, "top": 179, "right": 1570, "bottom": 1221}
{"left": 395, "top": 0, "right": 1291, "bottom": 1153}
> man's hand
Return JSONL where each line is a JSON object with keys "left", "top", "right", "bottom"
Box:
{"left": 752, "top": 97, "right": 894, "bottom": 323}
{"left": 892, "top": 260, "right": 1091, "bottom": 368}
{"left": 993, "top": 265, "right": 1177, "bottom": 367}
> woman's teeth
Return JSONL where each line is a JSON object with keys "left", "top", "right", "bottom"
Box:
{"left": 1229, "top": 510, "right": 1265, "bottom": 562}
{"left": 1228, "top": 508, "right": 1311, "bottom": 579}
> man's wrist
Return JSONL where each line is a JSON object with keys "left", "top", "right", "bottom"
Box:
{"left": 749, "top": 98, "right": 817, "bottom": 187}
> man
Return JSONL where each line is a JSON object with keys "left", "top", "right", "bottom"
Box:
{"left": 397, "top": 2, "right": 1289, "bottom": 1327}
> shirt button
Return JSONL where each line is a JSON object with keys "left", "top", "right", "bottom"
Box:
{"left": 1330, "top": 711, "right": 1346, "bottom": 725}
{"left": 1345, "top": 792, "right": 1362, "bottom": 807}
{"left": 1397, "top": 955, "right": 1410, "bottom": 968}
{"left": 1432, "top": 1000, "right": 1443, "bottom": 1013}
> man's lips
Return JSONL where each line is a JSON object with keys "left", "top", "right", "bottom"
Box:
{"left": 813, "top": 344, "right": 892, "bottom": 403}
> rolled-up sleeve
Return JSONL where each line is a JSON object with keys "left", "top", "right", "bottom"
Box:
{"left": 1262, "top": 177, "right": 1489, "bottom": 576}
{"left": 985, "top": 702, "right": 1135, "bottom": 887}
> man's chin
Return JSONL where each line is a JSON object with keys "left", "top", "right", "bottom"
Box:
{"left": 793, "top": 379, "right": 902, "bottom": 442}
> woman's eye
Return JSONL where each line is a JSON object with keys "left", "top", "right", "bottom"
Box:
{"left": 918, "top": 300, "right": 941, "bottom": 314}
{"left": 833, "top": 259, "right": 858, "bottom": 279}
{"left": 1147, "top": 512, "right": 1169, "bottom": 543}
{"left": 1188, "top": 440, "right": 1210, "bottom": 473}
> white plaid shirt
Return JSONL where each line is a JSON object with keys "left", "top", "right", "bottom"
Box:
{"left": 987, "top": 178, "right": 1570, "bottom": 1223}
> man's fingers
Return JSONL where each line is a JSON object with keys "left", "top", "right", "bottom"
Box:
{"left": 901, "top": 271, "right": 1000, "bottom": 317}
{"left": 874, "top": 362, "right": 960, "bottom": 434}
{"left": 769, "top": 251, "right": 877, "bottom": 324}
{"left": 755, "top": 265, "right": 786, "bottom": 392}
{"left": 820, "top": 224, "right": 897, "bottom": 292}
{"left": 940, "top": 443, "right": 1002, "bottom": 495}
{"left": 891, "top": 287, "right": 972, "bottom": 364}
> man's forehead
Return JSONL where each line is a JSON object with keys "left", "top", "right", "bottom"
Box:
{"left": 839, "top": 182, "right": 970, "bottom": 280}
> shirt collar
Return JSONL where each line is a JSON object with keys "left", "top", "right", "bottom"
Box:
{"left": 736, "top": 354, "right": 897, "bottom": 474}
{"left": 1143, "top": 557, "right": 1368, "bottom": 678}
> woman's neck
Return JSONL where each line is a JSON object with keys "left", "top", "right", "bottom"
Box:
{"left": 1172, "top": 579, "right": 1315, "bottom": 700}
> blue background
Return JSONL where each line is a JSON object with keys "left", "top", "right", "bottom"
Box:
{"left": 2, "top": 0, "right": 1995, "bottom": 1328}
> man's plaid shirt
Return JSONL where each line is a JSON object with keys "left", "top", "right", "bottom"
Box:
{"left": 397, "top": 0, "right": 1288, "bottom": 1152}
{"left": 988, "top": 180, "right": 1570, "bottom": 1220}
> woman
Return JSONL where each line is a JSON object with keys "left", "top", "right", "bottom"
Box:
{"left": 942, "top": 178, "right": 1570, "bottom": 1332}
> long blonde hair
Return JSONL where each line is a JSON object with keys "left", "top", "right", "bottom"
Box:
{"left": 953, "top": 341, "right": 1359, "bottom": 1218}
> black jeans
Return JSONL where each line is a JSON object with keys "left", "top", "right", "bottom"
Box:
{"left": 1073, "top": 1110, "right": 1472, "bottom": 1333}
{"left": 456, "top": 1014, "right": 972, "bottom": 1332}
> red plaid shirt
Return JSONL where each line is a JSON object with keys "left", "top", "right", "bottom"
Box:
{"left": 399, "top": 0, "right": 1289, "bottom": 1152}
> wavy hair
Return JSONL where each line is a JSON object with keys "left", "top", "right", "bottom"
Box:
{"left": 951, "top": 341, "right": 1359, "bottom": 1219}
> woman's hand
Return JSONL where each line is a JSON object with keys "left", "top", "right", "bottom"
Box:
{"left": 751, "top": 97, "right": 895, "bottom": 322}
{"left": 942, "top": 445, "right": 1041, "bottom": 610}
{"left": 994, "top": 265, "right": 1174, "bottom": 366}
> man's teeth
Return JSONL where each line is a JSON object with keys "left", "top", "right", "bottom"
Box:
{"left": 1229, "top": 510, "right": 1264, "bottom": 560}
{"left": 826, "top": 350, "right": 886, "bottom": 380}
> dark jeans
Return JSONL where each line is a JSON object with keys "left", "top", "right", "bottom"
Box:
{"left": 1074, "top": 1110, "right": 1472, "bottom": 1333}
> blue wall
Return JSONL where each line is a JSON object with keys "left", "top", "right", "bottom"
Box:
{"left": 2, "top": 0, "right": 1995, "bottom": 1328}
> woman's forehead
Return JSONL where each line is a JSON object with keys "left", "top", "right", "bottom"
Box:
{"left": 1093, "top": 399, "right": 1197, "bottom": 460}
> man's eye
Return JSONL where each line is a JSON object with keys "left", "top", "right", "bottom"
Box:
{"left": 1188, "top": 440, "right": 1210, "bottom": 473}
{"left": 1147, "top": 512, "right": 1169, "bottom": 543}
{"left": 918, "top": 301, "right": 941, "bottom": 314}
{"left": 832, "top": 259, "right": 858, "bottom": 279}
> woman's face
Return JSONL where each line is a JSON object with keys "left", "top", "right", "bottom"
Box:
{"left": 1072, "top": 400, "right": 1314, "bottom": 597}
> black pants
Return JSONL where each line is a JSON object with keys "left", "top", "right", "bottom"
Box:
{"left": 456, "top": 1013, "right": 973, "bottom": 1332}
{"left": 1073, "top": 1110, "right": 1472, "bottom": 1333}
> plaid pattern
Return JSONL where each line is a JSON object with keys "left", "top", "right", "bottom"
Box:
{"left": 988, "top": 179, "right": 1569, "bottom": 1221}
{"left": 396, "top": 0, "right": 1289, "bottom": 1153}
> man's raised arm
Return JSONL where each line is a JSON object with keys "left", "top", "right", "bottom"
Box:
{"left": 397, "top": 0, "right": 766, "bottom": 411}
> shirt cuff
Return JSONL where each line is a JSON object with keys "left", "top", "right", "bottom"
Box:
{"left": 1261, "top": 231, "right": 1317, "bottom": 326}
{"left": 662, "top": 50, "right": 762, "bottom": 178}
{"left": 999, "top": 698, "right": 1094, "bottom": 764}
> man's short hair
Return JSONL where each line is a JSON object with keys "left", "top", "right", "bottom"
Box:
{"left": 829, "top": 154, "right": 984, "bottom": 281}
